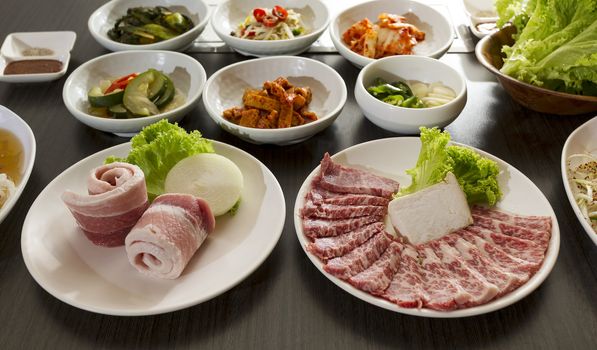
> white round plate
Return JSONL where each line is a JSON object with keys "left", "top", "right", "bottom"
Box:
{"left": 0, "top": 105, "right": 36, "bottom": 224}
{"left": 561, "top": 116, "right": 597, "bottom": 245}
{"left": 294, "top": 137, "right": 560, "bottom": 318}
{"left": 22, "top": 141, "right": 285, "bottom": 316}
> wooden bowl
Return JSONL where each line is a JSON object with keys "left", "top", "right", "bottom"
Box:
{"left": 475, "top": 25, "right": 597, "bottom": 115}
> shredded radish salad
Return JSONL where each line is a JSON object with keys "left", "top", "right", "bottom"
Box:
{"left": 232, "top": 5, "right": 306, "bottom": 40}
{"left": 568, "top": 152, "right": 597, "bottom": 233}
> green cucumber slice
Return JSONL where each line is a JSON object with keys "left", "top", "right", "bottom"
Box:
{"left": 153, "top": 74, "right": 175, "bottom": 108}
{"left": 88, "top": 88, "right": 124, "bottom": 107}
{"left": 147, "top": 69, "right": 167, "bottom": 100}
{"left": 108, "top": 104, "right": 129, "bottom": 119}
{"left": 123, "top": 70, "right": 160, "bottom": 116}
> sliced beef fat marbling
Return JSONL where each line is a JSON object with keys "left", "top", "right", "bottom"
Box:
{"left": 317, "top": 153, "right": 400, "bottom": 197}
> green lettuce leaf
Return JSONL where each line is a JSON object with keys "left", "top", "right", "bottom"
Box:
{"left": 497, "top": 0, "right": 597, "bottom": 95}
{"left": 395, "top": 127, "right": 453, "bottom": 197}
{"left": 446, "top": 146, "right": 502, "bottom": 206}
{"left": 395, "top": 127, "right": 502, "bottom": 206}
{"left": 106, "top": 119, "right": 214, "bottom": 200}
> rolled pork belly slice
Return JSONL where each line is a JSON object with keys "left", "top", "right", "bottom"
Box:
{"left": 61, "top": 162, "right": 149, "bottom": 247}
{"left": 125, "top": 193, "right": 216, "bottom": 279}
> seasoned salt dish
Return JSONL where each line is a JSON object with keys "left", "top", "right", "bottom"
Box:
{"left": 0, "top": 31, "right": 76, "bottom": 82}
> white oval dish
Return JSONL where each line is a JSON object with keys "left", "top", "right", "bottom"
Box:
{"left": 21, "top": 141, "right": 285, "bottom": 316}
{"left": 294, "top": 137, "right": 560, "bottom": 318}
{"left": 355, "top": 55, "right": 467, "bottom": 134}
{"left": 330, "top": 0, "right": 454, "bottom": 68}
{"left": 0, "top": 105, "right": 36, "bottom": 224}
{"left": 88, "top": 0, "right": 210, "bottom": 52}
{"left": 62, "top": 50, "right": 206, "bottom": 137}
{"left": 0, "top": 31, "right": 76, "bottom": 83}
{"left": 211, "top": 0, "right": 330, "bottom": 57}
{"left": 561, "top": 116, "right": 597, "bottom": 246}
{"left": 203, "top": 56, "right": 347, "bottom": 145}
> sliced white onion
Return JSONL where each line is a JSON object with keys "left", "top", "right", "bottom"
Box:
{"left": 165, "top": 154, "right": 244, "bottom": 216}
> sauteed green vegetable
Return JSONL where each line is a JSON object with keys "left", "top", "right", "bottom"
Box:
{"left": 108, "top": 6, "right": 195, "bottom": 45}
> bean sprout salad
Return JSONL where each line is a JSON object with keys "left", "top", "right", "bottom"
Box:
{"left": 232, "top": 5, "right": 306, "bottom": 40}
{"left": 568, "top": 152, "right": 597, "bottom": 233}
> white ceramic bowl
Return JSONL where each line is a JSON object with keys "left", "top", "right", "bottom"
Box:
{"left": 0, "top": 105, "right": 36, "bottom": 224}
{"left": 63, "top": 50, "right": 206, "bottom": 137}
{"left": 88, "top": 0, "right": 210, "bottom": 52}
{"left": 211, "top": 0, "right": 330, "bottom": 56}
{"left": 561, "top": 116, "right": 597, "bottom": 246}
{"left": 330, "top": 0, "right": 454, "bottom": 68}
{"left": 203, "top": 56, "right": 347, "bottom": 145}
{"left": 355, "top": 55, "right": 467, "bottom": 134}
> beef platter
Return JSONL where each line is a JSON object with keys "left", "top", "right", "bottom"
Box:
{"left": 298, "top": 147, "right": 552, "bottom": 312}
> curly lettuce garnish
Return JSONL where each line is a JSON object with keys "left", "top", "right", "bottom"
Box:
{"left": 395, "top": 127, "right": 502, "bottom": 206}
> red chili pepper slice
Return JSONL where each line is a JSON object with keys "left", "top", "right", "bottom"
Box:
{"left": 262, "top": 15, "right": 279, "bottom": 27}
{"left": 253, "top": 8, "right": 266, "bottom": 22}
{"left": 272, "top": 6, "right": 288, "bottom": 20}
{"left": 104, "top": 73, "right": 138, "bottom": 93}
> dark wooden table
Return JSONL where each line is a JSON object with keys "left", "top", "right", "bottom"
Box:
{"left": 0, "top": 1, "right": 596, "bottom": 349}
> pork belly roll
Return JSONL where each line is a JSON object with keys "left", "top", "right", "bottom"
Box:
{"left": 125, "top": 193, "right": 216, "bottom": 279}
{"left": 61, "top": 162, "right": 149, "bottom": 247}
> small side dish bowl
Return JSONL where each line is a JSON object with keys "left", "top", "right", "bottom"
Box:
{"left": 88, "top": 0, "right": 210, "bottom": 52}
{"left": 63, "top": 50, "right": 206, "bottom": 137}
{"left": 476, "top": 25, "right": 597, "bottom": 115}
{"left": 0, "top": 105, "right": 36, "bottom": 225}
{"left": 0, "top": 31, "right": 76, "bottom": 83}
{"left": 330, "top": 0, "right": 454, "bottom": 68}
{"left": 561, "top": 116, "right": 597, "bottom": 246}
{"left": 355, "top": 55, "right": 467, "bottom": 134}
{"left": 211, "top": 0, "right": 330, "bottom": 57}
{"left": 203, "top": 56, "right": 347, "bottom": 145}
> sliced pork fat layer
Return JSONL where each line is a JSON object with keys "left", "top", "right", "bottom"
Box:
{"left": 125, "top": 193, "right": 215, "bottom": 279}
{"left": 317, "top": 153, "right": 400, "bottom": 197}
{"left": 62, "top": 162, "right": 149, "bottom": 247}
{"left": 307, "top": 222, "right": 384, "bottom": 260}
